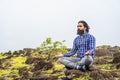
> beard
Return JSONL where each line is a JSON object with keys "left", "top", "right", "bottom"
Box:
{"left": 77, "top": 29, "right": 84, "bottom": 36}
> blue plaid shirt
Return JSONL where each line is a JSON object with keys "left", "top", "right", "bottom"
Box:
{"left": 64, "top": 33, "right": 96, "bottom": 59}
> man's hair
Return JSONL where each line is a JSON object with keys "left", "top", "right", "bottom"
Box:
{"left": 78, "top": 20, "right": 90, "bottom": 32}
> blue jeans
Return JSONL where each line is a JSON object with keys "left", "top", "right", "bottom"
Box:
{"left": 58, "top": 55, "right": 93, "bottom": 69}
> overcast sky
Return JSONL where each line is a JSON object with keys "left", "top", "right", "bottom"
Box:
{"left": 0, "top": 0, "right": 120, "bottom": 52}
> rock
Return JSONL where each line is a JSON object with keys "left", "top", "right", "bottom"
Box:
{"left": 13, "top": 51, "right": 21, "bottom": 56}
{"left": 19, "top": 67, "right": 28, "bottom": 76}
{"left": 116, "top": 63, "right": 120, "bottom": 69}
{"left": 113, "top": 52, "right": 120, "bottom": 64}
{"left": 25, "top": 56, "right": 34, "bottom": 64}
{"left": 7, "top": 51, "right": 12, "bottom": 55}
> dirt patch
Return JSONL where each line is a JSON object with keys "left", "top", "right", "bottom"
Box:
{"left": 25, "top": 57, "right": 44, "bottom": 64}
{"left": 19, "top": 67, "right": 29, "bottom": 76}
{"left": 113, "top": 52, "right": 120, "bottom": 64}
{"left": 33, "top": 59, "right": 53, "bottom": 71}
{"left": 64, "top": 70, "right": 87, "bottom": 79}
{"left": 0, "top": 78, "right": 6, "bottom": 80}
{"left": 95, "top": 49, "right": 113, "bottom": 57}
{"left": 90, "top": 69, "right": 114, "bottom": 80}
{"left": 28, "top": 76, "right": 58, "bottom": 80}
{"left": 94, "top": 57, "right": 109, "bottom": 64}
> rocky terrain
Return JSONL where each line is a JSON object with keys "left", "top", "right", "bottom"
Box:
{"left": 0, "top": 39, "right": 120, "bottom": 80}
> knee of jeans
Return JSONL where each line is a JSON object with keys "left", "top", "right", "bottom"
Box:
{"left": 85, "top": 58, "right": 93, "bottom": 65}
{"left": 58, "top": 57, "right": 63, "bottom": 63}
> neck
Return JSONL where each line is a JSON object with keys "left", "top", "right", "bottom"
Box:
{"left": 80, "top": 31, "right": 86, "bottom": 36}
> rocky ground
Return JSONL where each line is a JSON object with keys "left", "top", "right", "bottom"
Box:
{"left": 0, "top": 45, "right": 120, "bottom": 80}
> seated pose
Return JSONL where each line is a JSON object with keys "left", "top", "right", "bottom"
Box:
{"left": 55, "top": 20, "right": 96, "bottom": 71}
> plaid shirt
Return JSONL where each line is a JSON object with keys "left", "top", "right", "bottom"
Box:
{"left": 64, "top": 33, "right": 96, "bottom": 59}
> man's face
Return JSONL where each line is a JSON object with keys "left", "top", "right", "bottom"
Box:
{"left": 77, "top": 23, "right": 87, "bottom": 35}
{"left": 77, "top": 23, "right": 86, "bottom": 31}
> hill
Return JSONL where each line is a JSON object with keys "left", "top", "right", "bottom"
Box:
{"left": 0, "top": 38, "right": 120, "bottom": 80}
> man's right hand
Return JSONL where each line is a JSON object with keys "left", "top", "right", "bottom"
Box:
{"left": 55, "top": 52, "right": 63, "bottom": 58}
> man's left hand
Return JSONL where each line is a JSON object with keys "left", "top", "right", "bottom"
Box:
{"left": 85, "top": 50, "right": 90, "bottom": 55}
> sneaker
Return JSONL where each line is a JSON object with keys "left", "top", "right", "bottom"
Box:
{"left": 85, "top": 65, "right": 90, "bottom": 71}
{"left": 77, "top": 65, "right": 86, "bottom": 72}
{"left": 65, "top": 66, "right": 73, "bottom": 70}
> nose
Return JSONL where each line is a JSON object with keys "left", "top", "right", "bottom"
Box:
{"left": 77, "top": 27, "right": 82, "bottom": 30}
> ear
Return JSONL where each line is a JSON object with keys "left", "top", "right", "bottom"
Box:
{"left": 84, "top": 27, "right": 87, "bottom": 31}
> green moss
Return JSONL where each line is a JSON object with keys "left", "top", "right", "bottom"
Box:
{"left": 53, "top": 62, "right": 64, "bottom": 71}
{"left": 11, "top": 56, "right": 26, "bottom": 62}
{"left": 10, "top": 56, "right": 29, "bottom": 69}
{"left": 98, "top": 64, "right": 112, "bottom": 70}
{"left": 0, "top": 69, "right": 11, "bottom": 76}
{"left": 73, "top": 77, "right": 88, "bottom": 80}
{"left": 43, "top": 69, "right": 53, "bottom": 74}
{"left": 0, "top": 54, "right": 7, "bottom": 59}
{"left": 44, "top": 71, "right": 65, "bottom": 79}
{"left": 42, "top": 62, "right": 65, "bottom": 78}
{"left": 0, "top": 69, "right": 20, "bottom": 77}
{"left": 0, "top": 56, "right": 29, "bottom": 77}
{"left": 31, "top": 52, "right": 39, "bottom": 57}
{"left": 101, "top": 69, "right": 112, "bottom": 72}
{"left": 8, "top": 78, "right": 13, "bottom": 80}
{"left": 10, "top": 69, "right": 19, "bottom": 77}
{"left": 51, "top": 62, "right": 65, "bottom": 78}
{"left": 73, "top": 74, "right": 92, "bottom": 80}
{"left": 57, "top": 72, "right": 65, "bottom": 79}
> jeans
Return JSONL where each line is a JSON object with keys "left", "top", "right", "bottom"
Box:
{"left": 58, "top": 55, "right": 93, "bottom": 69}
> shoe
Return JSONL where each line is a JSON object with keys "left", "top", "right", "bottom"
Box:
{"left": 77, "top": 65, "right": 86, "bottom": 72}
{"left": 65, "top": 66, "right": 73, "bottom": 70}
{"left": 85, "top": 65, "right": 90, "bottom": 71}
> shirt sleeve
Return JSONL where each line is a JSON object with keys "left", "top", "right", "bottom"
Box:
{"left": 89, "top": 35, "right": 96, "bottom": 55}
{"left": 64, "top": 39, "right": 77, "bottom": 57}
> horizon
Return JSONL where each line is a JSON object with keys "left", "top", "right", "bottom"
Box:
{"left": 0, "top": 42, "right": 119, "bottom": 53}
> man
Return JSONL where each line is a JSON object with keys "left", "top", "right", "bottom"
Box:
{"left": 55, "top": 20, "right": 96, "bottom": 71}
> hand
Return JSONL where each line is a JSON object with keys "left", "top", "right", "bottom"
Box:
{"left": 55, "top": 52, "right": 63, "bottom": 58}
{"left": 85, "top": 50, "right": 90, "bottom": 55}
{"left": 73, "top": 54, "right": 77, "bottom": 57}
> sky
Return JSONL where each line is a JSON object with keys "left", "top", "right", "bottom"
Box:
{"left": 0, "top": 0, "right": 120, "bottom": 52}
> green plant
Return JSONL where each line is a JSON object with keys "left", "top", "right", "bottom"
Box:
{"left": 36, "top": 38, "right": 68, "bottom": 60}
